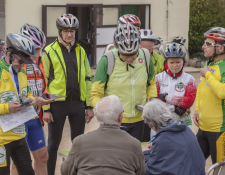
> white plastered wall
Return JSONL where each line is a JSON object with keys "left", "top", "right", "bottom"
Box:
{"left": 5, "top": 0, "right": 190, "bottom": 48}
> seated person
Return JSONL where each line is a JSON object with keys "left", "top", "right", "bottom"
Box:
{"left": 61, "top": 95, "right": 145, "bottom": 175}
{"left": 142, "top": 98, "right": 205, "bottom": 175}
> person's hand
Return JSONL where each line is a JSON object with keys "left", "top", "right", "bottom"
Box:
{"left": 44, "top": 112, "right": 54, "bottom": 123}
{"left": 35, "top": 96, "right": 54, "bottom": 107}
{"left": 181, "top": 108, "right": 191, "bottom": 117}
{"left": 142, "top": 145, "right": 149, "bottom": 152}
{"left": 8, "top": 101, "right": 24, "bottom": 113}
{"left": 174, "top": 106, "right": 186, "bottom": 116}
{"left": 193, "top": 110, "right": 199, "bottom": 127}
{"left": 25, "top": 97, "right": 36, "bottom": 107}
{"left": 147, "top": 142, "right": 153, "bottom": 150}
{"left": 85, "top": 109, "right": 94, "bottom": 123}
{"left": 200, "top": 66, "right": 210, "bottom": 78}
{"left": 158, "top": 93, "right": 168, "bottom": 102}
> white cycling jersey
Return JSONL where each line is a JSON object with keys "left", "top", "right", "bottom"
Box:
{"left": 156, "top": 70, "right": 197, "bottom": 126}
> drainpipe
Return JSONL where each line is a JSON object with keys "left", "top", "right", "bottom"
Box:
{"left": 166, "top": 0, "right": 169, "bottom": 41}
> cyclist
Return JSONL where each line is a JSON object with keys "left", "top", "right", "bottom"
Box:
{"left": 139, "top": 29, "right": 165, "bottom": 142}
{"left": 42, "top": 14, "right": 94, "bottom": 175}
{"left": 140, "top": 29, "right": 165, "bottom": 74}
{"left": 103, "top": 14, "right": 141, "bottom": 54}
{"left": 193, "top": 27, "right": 225, "bottom": 163}
{"left": 157, "top": 41, "right": 196, "bottom": 129}
{"left": 11, "top": 23, "right": 52, "bottom": 175}
{"left": 91, "top": 23, "right": 157, "bottom": 141}
{"left": 0, "top": 33, "right": 36, "bottom": 175}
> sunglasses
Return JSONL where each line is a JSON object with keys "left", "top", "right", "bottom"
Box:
{"left": 120, "top": 52, "right": 138, "bottom": 58}
{"left": 13, "top": 55, "right": 24, "bottom": 64}
{"left": 204, "top": 40, "right": 221, "bottom": 47}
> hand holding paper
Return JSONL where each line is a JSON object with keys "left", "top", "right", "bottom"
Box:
{"left": 9, "top": 101, "right": 24, "bottom": 113}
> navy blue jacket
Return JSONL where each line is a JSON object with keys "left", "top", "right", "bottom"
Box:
{"left": 143, "top": 122, "right": 205, "bottom": 175}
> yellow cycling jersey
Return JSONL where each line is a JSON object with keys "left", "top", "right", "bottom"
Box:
{"left": 0, "top": 62, "right": 34, "bottom": 145}
{"left": 195, "top": 58, "right": 225, "bottom": 132}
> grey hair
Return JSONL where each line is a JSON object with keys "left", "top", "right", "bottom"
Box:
{"left": 142, "top": 98, "right": 173, "bottom": 129}
{"left": 95, "top": 95, "right": 123, "bottom": 126}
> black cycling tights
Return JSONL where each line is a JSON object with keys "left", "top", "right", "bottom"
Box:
{"left": 47, "top": 101, "right": 85, "bottom": 175}
{"left": 0, "top": 138, "right": 34, "bottom": 175}
{"left": 197, "top": 129, "right": 225, "bottom": 164}
{"left": 120, "top": 121, "right": 145, "bottom": 142}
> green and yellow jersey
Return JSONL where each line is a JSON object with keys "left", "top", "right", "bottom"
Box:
{"left": 152, "top": 51, "right": 165, "bottom": 74}
{"left": 91, "top": 48, "right": 157, "bottom": 123}
{"left": 195, "top": 58, "right": 225, "bottom": 132}
{"left": 0, "top": 61, "right": 34, "bottom": 145}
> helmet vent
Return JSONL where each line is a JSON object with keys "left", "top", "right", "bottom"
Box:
{"left": 21, "top": 40, "right": 26, "bottom": 47}
{"left": 127, "top": 18, "right": 132, "bottom": 22}
{"left": 134, "top": 41, "right": 137, "bottom": 49}
{"left": 144, "top": 31, "right": 148, "bottom": 36}
{"left": 119, "top": 44, "right": 125, "bottom": 51}
{"left": 28, "top": 30, "right": 32, "bottom": 36}
{"left": 64, "top": 19, "right": 68, "bottom": 25}
{"left": 28, "top": 41, "right": 31, "bottom": 49}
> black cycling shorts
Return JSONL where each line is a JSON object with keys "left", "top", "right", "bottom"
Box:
{"left": 0, "top": 138, "right": 34, "bottom": 175}
{"left": 197, "top": 129, "right": 225, "bottom": 164}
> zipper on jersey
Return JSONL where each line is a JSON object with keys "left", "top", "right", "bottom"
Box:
{"left": 132, "top": 68, "right": 135, "bottom": 119}
{"left": 199, "top": 78, "right": 205, "bottom": 127}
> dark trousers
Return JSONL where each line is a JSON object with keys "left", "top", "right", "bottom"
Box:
{"left": 142, "top": 124, "right": 151, "bottom": 142}
{"left": 47, "top": 101, "right": 85, "bottom": 175}
{"left": 120, "top": 121, "right": 145, "bottom": 141}
{"left": 0, "top": 138, "right": 34, "bottom": 175}
{"left": 196, "top": 128, "right": 225, "bottom": 164}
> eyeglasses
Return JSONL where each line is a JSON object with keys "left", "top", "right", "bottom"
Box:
{"left": 13, "top": 55, "right": 24, "bottom": 64}
{"left": 204, "top": 40, "right": 221, "bottom": 47}
{"left": 62, "top": 29, "right": 76, "bottom": 35}
{"left": 120, "top": 52, "right": 138, "bottom": 58}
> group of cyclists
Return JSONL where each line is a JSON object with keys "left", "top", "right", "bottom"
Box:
{"left": 0, "top": 12, "right": 224, "bottom": 175}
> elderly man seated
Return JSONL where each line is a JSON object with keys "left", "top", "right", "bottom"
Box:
{"left": 61, "top": 95, "right": 145, "bottom": 175}
{"left": 142, "top": 98, "right": 205, "bottom": 175}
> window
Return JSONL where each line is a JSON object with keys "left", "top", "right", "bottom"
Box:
{"left": 121, "top": 5, "right": 150, "bottom": 29}
{"left": 96, "top": 7, "right": 119, "bottom": 26}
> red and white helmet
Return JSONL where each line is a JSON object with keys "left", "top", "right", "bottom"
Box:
{"left": 118, "top": 14, "right": 141, "bottom": 27}
{"left": 56, "top": 14, "right": 79, "bottom": 30}
{"left": 204, "top": 27, "right": 225, "bottom": 45}
{"left": 114, "top": 23, "right": 141, "bottom": 54}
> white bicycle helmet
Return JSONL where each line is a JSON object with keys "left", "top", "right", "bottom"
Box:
{"left": 56, "top": 14, "right": 79, "bottom": 30}
{"left": 140, "top": 29, "right": 157, "bottom": 41}
{"left": 20, "top": 23, "right": 46, "bottom": 49}
{"left": 114, "top": 23, "right": 141, "bottom": 54}
{"left": 6, "top": 33, "right": 37, "bottom": 57}
{"left": 159, "top": 42, "right": 189, "bottom": 66}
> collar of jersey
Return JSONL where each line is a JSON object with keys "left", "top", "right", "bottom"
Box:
{"left": 167, "top": 69, "right": 183, "bottom": 78}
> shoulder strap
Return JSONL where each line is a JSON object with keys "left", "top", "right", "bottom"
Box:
{"left": 104, "top": 50, "right": 115, "bottom": 89}
{"left": 141, "top": 48, "right": 151, "bottom": 86}
{"left": 105, "top": 50, "right": 115, "bottom": 76}
{"left": 141, "top": 48, "right": 151, "bottom": 74}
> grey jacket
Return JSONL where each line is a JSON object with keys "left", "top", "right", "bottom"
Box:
{"left": 61, "top": 125, "right": 145, "bottom": 175}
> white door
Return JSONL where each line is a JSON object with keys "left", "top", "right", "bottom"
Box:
{"left": 92, "top": 5, "right": 121, "bottom": 66}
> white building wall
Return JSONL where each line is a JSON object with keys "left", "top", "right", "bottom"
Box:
{"left": 5, "top": 0, "right": 190, "bottom": 48}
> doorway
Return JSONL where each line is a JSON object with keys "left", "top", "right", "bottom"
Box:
{"left": 67, "top": 5, "right": 93, "bottom": 66}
